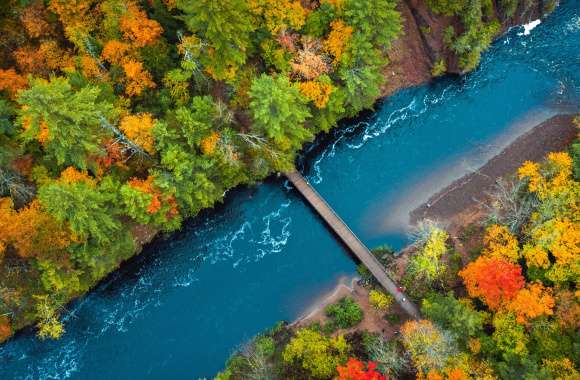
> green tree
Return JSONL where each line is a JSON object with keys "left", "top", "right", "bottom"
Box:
{"left": 491, "top": 311, "right": 528, "bottom": 358}
{"left": 422, "top": 292, "right": 486, "bottom": 347}
{"left": 343, "top": 0, "right": 402, "bottom": 49}
{"left": 324, "top": 296, "right": 363, "bottom": 330}
{"left": 248, "top": 74, "right": 312, "bottom": 151}
{"left": 153, "top": 97, "right": 246, "bottom": 215}
{"left": 407, "top": 223, "right": 449, "bottom": 286}
{"left": 17, "top": 77, "right": 114, "bottom": 170}
{"left": 426, "top": 0, "right": 467, "bottom": 16}
{"left": 38, "top": 180, "right": 121, "bottom": 245}
{"left": 177, "top": 0, "right": 254, "bottom": 80}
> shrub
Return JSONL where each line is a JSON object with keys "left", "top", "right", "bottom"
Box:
{"left": 325, "top": 297, "right": 363, "bottom": 330}
{"left": 431, "top": 59, "right": 447, "bottom": 77}
{"left": 369, "top": 290, "right": 394, "bottom": 311}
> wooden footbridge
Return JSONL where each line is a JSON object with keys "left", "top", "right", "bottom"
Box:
{"left": 285, "top": 171, "right": 420, "bottom": 320}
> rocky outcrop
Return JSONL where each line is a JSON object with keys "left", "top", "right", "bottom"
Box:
{"left": 381, "top": 0, "right": 546, "bottom": 96}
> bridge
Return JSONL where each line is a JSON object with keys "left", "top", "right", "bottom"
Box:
{"left": 285, "top": 171, "right": 420, "bottom": 320}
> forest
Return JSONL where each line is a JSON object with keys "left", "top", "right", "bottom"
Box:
{"left": 0, "top": 0, "right": 554, "bottom": 346}
{"left": 215, "top": 124, "right": 580, "bottom": 379}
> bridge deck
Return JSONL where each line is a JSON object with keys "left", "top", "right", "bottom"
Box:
{"left": 285, "top": 171, "right": 420, "bottom": 320}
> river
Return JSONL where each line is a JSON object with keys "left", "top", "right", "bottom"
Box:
{"left": 1, "top": 1, "right": 579, "bottom": 378}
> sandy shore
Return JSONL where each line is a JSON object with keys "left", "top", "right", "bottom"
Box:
{"left": 410, "top": 114, "right": 577, "bottom": 224}
{"left": 292, "top": 276, "right": 408, "bottom": 337}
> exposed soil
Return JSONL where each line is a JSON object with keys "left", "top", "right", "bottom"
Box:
{"left": 382, "top": 0, "right": 544, "bottom": 96}
{"left": 293, "top": 277, "right": 410, "bottom": 336}
{"left": 410, "top": 114, "right": 577, "bottom": 225}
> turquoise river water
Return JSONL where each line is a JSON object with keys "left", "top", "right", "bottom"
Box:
{"left": 1, "top": 1, "right": 579, "bottom": 379}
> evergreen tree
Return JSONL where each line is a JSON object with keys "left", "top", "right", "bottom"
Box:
{"left": 248, "top": 74, "right": 312, "bottom": 151}
{"left": 177, "top": 0, "right": 254, "bottom": 80}
{"left": 17, "top": 77, "right": 114, "bottom": 170}
{"left": 38, "top": 180, "right": 121, "bottom": 245}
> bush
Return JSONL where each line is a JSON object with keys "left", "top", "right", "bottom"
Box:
{"left": 369, "top": 289, "right": 394, "bottom": 311}
{"left": 324, "top": 297, "right": 363, "bottom": 330}
{"left": 431, "top": 59, "right": 447, "bottom": 77}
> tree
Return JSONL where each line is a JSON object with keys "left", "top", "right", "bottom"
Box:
{"left": 0, "top": 69, "right": 28, "bottom": 100}
{"left": 283, "top": 328, "right": 349, "bottom": 379}
{"left": 249, "top": 74, "right": 312, "bottom": 151}
{"left": 291, "top": 39, "right": 330, "bottom": 80}
{"left": 299, "top": 79, "right": 334, "bottom": 109}
{"left": 177, "top": 0, "right": 254, "bottom": 80}
{"left": 336, "top": 358, "right": 387, "bottom": 380}
{"left": 250, "top": 0, "right": 307, "bottom": 34}
{"left": 365, "top": 336, "right": 409, "bottom": 377}
{"left": 152, "top": 97, "right": 246, "bottom": 215}
{"left": 421, "top": 293, "right": 486, "bottom": 345}
{"left": 34, "top": 294, "right": 65, "bottom": 340}
{"left": 369, "top": 290, "right": 393, "bottom": 311}
{"left": 18, "top": 77, "right": 113, "bottom": 170}
{"left": 339, "top": 63, "right": 382, "bottom": 116}
{"left": 459, "top": 256, "right": 525, "bottom": 310}
{"left": 0, "top": 316, "right": 11, "bottom": 342}
{"left": 48, "top": 0, "right": 99, "bottom": 47}
{"left": 0, "top": 197, "right": 71, "bottom": 260}
{"left": 324, "top": 20, "right": 353, "bottom": 65}
{"left": 38, "top": 179, "right": 121, "bottom": 245}
{"left": 119, "top": 2, "right": 163, "bottom": 48}
{"left": 426, "top": 0, "right": 467, "bottom": 16}
{"left": 119, "top": 113, "right": 157, "bottom": 155}
{"left": 120, "top": 175, "right": 181, "bottom": 230}
{"left": 491, "top": 312, "right": 528, "bottom": 357}
{"left": 505, "top": 282, "right": 554, "bottom": 324}
{"left": 343, "top": 0, "right": 401, "bottom": 49}
{"left": 408, "top": 224, "right": 449, "bottom": 285}
{"left": 482, "top": 224, "right": 520, "bottom": 263}
{"left": 122, "top": 59, "right": 156, "bottom": 97}
{"left": 400, "top": 320, "right": 455, "bottom": 375}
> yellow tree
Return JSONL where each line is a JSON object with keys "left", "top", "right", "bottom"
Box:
{"left": 506, "top": 282, "right": 555, "bottom": 324}
{"left": 482, "top": 224, "right": 520, "bottom": 263}
{"left": 119, "top": 113, "right": 157, "bottom": 155}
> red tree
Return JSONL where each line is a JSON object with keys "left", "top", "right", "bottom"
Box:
{"left": 336, "top": 358, "right": 387, "bottom": 380}
{"left": 459, "top": 256, "right": 525, "bottom": 310}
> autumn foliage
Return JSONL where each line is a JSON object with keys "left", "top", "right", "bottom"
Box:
{"left": 120, "top": 113, "right": 157, "bottom": 154}
{"left": 119, "top": 2, "right": 163, "bottom": 48}
{"left": 482, "top": 224, "right": 519, "bottom": 262}
{"left": 324, "top": 20, "right": 353, "bottom": 64}
{"left": 0, "top": 198, "right": 72, "bottom": 259}
{"left": 122, "top": 60, "right": 156, "bottom": 97}
{"left": 299, "top": 80, "right": 334, "bottom": 108}
{"left": 506, "top": 282, "right": 554, "bottom": 324}
{"left": 459, "top": 256, "right": 525, "bottom": 310}
{"left": 336, "top": 358, "right": 387, "bottom": 380}
{"left": 0, "top": 69, "right": 28, "bottom": 99}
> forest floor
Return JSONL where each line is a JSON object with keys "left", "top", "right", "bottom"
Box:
{"left": 293, "top": 113, "right": 577, "bottom": 332}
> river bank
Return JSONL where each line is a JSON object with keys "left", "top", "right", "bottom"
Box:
{"left": 410, "top": 113, "right": 578, "bottom": 226}
{"left": 294, "top": 112, "right": 577, "bottom": 331}
{"left": 1, "top": 0, "right": 550, "bottom": 343}
{"left": 3, "top": 1, "right": 578, "bottom": 377}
